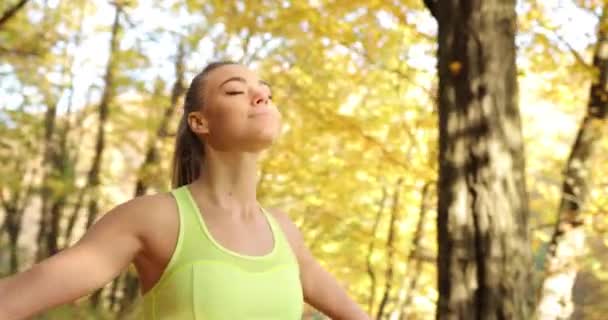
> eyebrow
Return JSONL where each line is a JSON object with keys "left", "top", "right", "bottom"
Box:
{"left": 219, "top": 77, "right": 272, "bottom": 89}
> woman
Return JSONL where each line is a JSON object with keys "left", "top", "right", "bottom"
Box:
{"left": 0, "top": 62, "right": 371, "bottom": 320}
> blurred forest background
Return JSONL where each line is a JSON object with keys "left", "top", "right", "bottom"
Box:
{"left": 1, "top": 0, "right": 607, "bottom": 319}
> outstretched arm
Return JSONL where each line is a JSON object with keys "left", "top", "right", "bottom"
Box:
{"left": 271, "top": 209, "right": 370, "bottom": 320}
{"left": 0, "top": 197, "right": 146, "bottom": 320}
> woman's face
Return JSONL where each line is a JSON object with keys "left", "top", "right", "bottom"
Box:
{"left": 193, "top": 64, "right": 282, "bottom": 153}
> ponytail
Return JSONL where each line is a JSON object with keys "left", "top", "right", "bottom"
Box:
{"left": 171, "top": 114, "right": 205, "bottom": 188}
{"left": 171, "top": 60, "right": 236, "bottom": 188}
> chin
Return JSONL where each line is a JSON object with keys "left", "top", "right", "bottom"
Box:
{"left": 246, "top": 134, "right": 278, "bottom": 152}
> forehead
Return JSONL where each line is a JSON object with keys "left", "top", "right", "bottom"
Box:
{"left": 205, "top": 64, "right": 260, "bottom": 87}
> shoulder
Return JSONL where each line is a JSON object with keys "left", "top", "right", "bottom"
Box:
{"left": 121, "top": 192, "right": 175, "bottom": 213}
{"left": 76, "top": 192, "right": 177, "bottom": 254}
{"left": 111, "top": 192, "right": 175, "bottom": 220}
{"left": 103, "top": 192, "right": 177, "bottom": 237}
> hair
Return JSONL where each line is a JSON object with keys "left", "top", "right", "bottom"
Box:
{"left": 171, "top": 61, "right": 237, "bottom": 188}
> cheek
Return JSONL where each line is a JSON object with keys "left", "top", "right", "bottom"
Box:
{"left": 208, "top": 102, "right": 244, "bottom": 129}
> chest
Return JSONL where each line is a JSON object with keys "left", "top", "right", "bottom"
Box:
{"left": 202, "top": 213, "right": 275, "bottom": 257}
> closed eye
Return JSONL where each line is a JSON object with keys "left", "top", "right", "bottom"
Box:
{"left": 226, "top": 91, "right": 272, "bottom": 100}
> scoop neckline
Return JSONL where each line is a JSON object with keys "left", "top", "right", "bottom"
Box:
{"left": 184, "top": 185, "right": 278, "bottom": 260}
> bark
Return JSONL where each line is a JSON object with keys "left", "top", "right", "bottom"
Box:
{"left": 88, "top": 5, "right": 121, "bottom": 309}
{"left": 3, "top": 203, "right": 24, "bottom": 273}
{"left": 35, "top": 1, "right": 86, "bottom": 257}
{"left": 39, "top": 135, "right": 69, "bottom": 258}
{"left": 432, "top": 1, "right": 533, "bottom": 319}
{"left": 536, "top": 7, "right": 608, "bottom": 320}
{"left": 35, "top": 99, "right": 59, "bottom": 261}
{"left": 64, "top": 189, "right": 86, "bottom": 245}
{"left": 0, "top": 0, "right": 29, "bottom": 29}
{"left": 376, "top": 178, "right": 403, "bottom": 319}
{"left": 366, "top": 185, "right": 388, "bottom": 315}
{"left": 84, "top": 4, "right": 121, "bottom": 230}
{"left": 57, "top": 115, "right": 80, "bottom": 248}
{"left": 55, "top": 5, "right": 85, "bottom": 250}
{"left": 0, "top": 165, "right": 35, "bottom": 273}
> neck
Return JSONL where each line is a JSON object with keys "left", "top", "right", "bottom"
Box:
{"left": 193, "top": 149, "right": 259, "bottom": 210}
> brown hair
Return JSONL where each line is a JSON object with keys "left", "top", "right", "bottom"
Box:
{"left": 171, "top": 61, "right": 236, "bottom": 188}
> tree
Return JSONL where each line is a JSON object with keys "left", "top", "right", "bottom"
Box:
{"left": 426, "top": 0, "right": 534, "bottom": 318}
{"left": 113, "top": 39, "right": 188, "bottom": 316}
{"left": 84, "top": 3, "right": 122, "bottom": 308}
{"left": 0, "top": 108, "right": 39, "bottom": 273}
{"left": 536, "top": 5, "right": 608, "bottom": 319}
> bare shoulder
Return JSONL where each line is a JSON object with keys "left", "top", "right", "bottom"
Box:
{"left": 96, "top": 192, "right": 177, "bottom": 241}
{"left": 109, "top": 192, "right": 174, "bottom": 220}
{"left": 119, "top": 192, "right": 176, "bottom": 227}
{"left": 123, "top": 192, "right": 175, "bottom": 215}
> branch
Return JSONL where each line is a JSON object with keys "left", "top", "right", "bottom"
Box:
{"left": 0, "top": 0, "right": 29, "bottom": 29}
{"left": 0, "top": 44, "right": 41, "bottom": 56}
{"left": 550, "top": 31, "right": 592, "bottom": 70}
{"left": 333, "top": 38, "right": 436, "bottom": 99}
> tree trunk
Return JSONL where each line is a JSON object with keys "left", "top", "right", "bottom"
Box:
{"left": 0, "top": 165, "right": 35, "bottom": 273}
{"left": 366, "top": 185, "right": 388, "bottom": 315}
{"left": 397, "top": 182, "right": 432, "bottom": 320}
{"left": 536, "top": 7, "right": 608, "bottom": 320}
{"left": 115, "top": 40, "right": 187, "bottom": 316}
{"left": 84, "top": 3, "right": 121, "bottom": 230}
{"left": 88, "top": 5, "right": 121, "bottom": 309}
{"left": 376, "top": 178, "right": 403, "bottom": 319}
{"left": 64, "top": 190, "right": 86, "bottom": 245}
{"left": 430, "top": 0, "right": 534, "bottom": 319}
{"left": 4, "top": 204, "right": 24, "bottom": 274}
{"left": 133, "top": 41, "right": 185, "bottom": 197}
{"left": 39, "top": 141, "right": 69, "bottom": 259}
{"left": 35, "top": 98, "right": 59, "bottom": 261}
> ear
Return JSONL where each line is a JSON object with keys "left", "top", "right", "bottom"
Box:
{"left": 187, "top": 111, "right": 209, "bottom": 135}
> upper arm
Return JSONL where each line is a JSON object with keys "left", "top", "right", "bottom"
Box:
{"left": 269, "top": 209, "right": 370, "bottom": 320}
{"left": 0, "top": 195, "right": 153, "bottom": 320}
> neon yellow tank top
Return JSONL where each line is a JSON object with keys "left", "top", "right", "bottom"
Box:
{"left": 140, "top": 186, "right": 303, "bottom": 319}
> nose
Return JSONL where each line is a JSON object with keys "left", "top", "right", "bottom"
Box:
{"left": 252, "top": 88, "right": 269, "bottom": 106}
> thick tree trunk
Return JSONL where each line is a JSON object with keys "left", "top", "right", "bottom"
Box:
{"left": 88, "top": 5, "right": 121, "bottom": 309}
{"left": 536, "top": 7, "right": 608, "bottom": 320}
{"left": 431, "top": 1, "right": 534, "bottom": 319}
